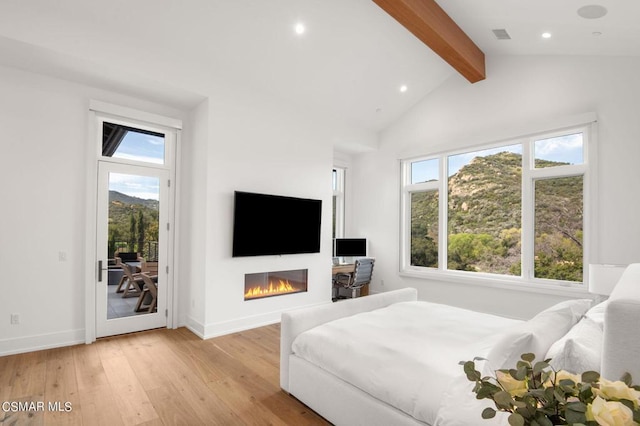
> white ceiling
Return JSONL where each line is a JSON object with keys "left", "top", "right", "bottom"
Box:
{"left": 0, "top": 0, "right": 639, "bottom": 144}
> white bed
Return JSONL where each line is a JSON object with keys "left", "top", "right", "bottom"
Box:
{"left": 280, "top": 264, "right": 640, "bottom": 426}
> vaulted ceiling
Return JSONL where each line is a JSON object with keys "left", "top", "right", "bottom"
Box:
{"left": 1, "top": 1, "right": 639, "bottom": 143}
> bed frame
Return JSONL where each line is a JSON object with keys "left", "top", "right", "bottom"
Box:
{"left": 280, "top": 265, "right": 640, "bottom": 426}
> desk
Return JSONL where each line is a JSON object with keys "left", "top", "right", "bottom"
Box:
{"left": 332, "top": 263, "right": 354, "bottom": 274}
{"left": 332, "top": 264, "right": 369, "bottom": 297}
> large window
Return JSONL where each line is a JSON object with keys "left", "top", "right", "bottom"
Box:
{"left": 401, "top": 124, "right": 592, "bottom": 289}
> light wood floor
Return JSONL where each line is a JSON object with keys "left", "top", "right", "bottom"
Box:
{"left": 0, "top": 325, "right": 330, "bottom": 425}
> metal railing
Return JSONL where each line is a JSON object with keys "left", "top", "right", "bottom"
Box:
{"left": 110, "top": 241, "right": 159, "bottom": 262}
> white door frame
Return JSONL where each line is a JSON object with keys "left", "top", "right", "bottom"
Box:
{"left": 84, "top": 101, "right": 182, "bottom": 343}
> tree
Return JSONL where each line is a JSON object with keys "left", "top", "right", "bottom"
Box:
{"left": 129, "top": 211, "right": 136, "bottom": 252}
{"left": 137, "top": 210, "right": 146, "bottom": 256}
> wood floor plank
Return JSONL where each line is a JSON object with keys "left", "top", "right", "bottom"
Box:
{"left": 72, "top": 343, "right": 109, "bottom": 391}
{"left": 101, "top": 355, "right": 159, "bottom": 425}
{"left": 0, "top": 354, "right": 16, "bottom": 402}
{"left": 8, "top": 350, "right": 47, "bottom": 400}
{"left": 146, "top": 383, "right": 208, "bottom": 426}
{"left": 94, "top": 335, "right": 125, "bottom": 361}
{"left": 77, "top": 384, "right": 125, "bottom": 426}
{"left": 43, "top": 346, "right": 82, "bottom": 426}
{"left": 0, "top": 325, "right": 330, "bottom": 426}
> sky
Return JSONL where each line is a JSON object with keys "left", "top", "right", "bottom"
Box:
{"left": 109, "top": 173, "right": 160, "bottom": 201}
{"left": 112, "top": 130, "right": 165, "bottom": 165}
{"left": 108, "top": 130, "right": 165, "bottom": 201}
{"left": 411, "top": 133, "right": 584, "bottom": 184}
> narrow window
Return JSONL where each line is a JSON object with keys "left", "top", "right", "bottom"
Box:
{"left": 410, "top": 190, "right": 439, "bottom": 267}
{"left": 332, "top": 167, "right": 346, "bottom": 238}
{"left": 534, "top": 176, "right": 584, "bottom": 282}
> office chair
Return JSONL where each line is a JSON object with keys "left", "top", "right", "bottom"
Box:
{"left": 333, "top": 257, "right": 375, "bottom": 300}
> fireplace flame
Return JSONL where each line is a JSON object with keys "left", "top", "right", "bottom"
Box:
{"left": 244, "top": 279, "right": 299, "bottom": 299}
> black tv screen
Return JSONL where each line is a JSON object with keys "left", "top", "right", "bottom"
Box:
{"left": 232, "top": 191, "right": 322, "bottom": 257}
{"left": 334, "top": 238, "right": 367, "bottom": 257}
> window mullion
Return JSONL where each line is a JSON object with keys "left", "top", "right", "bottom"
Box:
{"left": 439, "top": 156, "right": 448, "bottom": 271}
{"left": 521, "top": 140, "right": 535, "bottom": 281}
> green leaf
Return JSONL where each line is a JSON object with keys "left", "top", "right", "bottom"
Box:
{"left": 531, "top": 414, "right": 552, "bottom": 426}
{"left": 476, "top": 382, "right": 501, "bottom": 399}
{"left": 533, "top": 361, "right": 549, "bottom": 375}
{"left": 521, "top": 353, "right": 536, "bottom": 363}
{"left": 513, "top": 366, "right": 527, "bottom": 381}
{"left": 482, "top": 407, "right": 497, "bottom": 419}
{"left": 508, "top": 412, "right": 525, "bottom": 426}
{"left": 533, "top": 413, "right": 554, "bottom": 426}
{"left": 566, "top": 401, "right": 587, "bottom": 413}
{"left": 494, "top": 391, "right": 515, "bottom": 410}
{"left": 581, "top": 371, "right": 600, "bottom": 384}
{"left": 565, "top": 409, "right": 587, "bottom": 425}
{"left": 621, "top": 372, "right": 633, "bottom": 387}
{"left": 463, "top": 361, "right": 482, "bottom": 381}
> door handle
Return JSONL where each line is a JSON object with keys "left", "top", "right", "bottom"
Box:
{"left": 98, "top": 260, "right": 104, "bottom": 282}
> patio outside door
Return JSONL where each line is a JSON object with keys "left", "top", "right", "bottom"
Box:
{"left": 96, "top": 162, "right": 170, "bottom": 337}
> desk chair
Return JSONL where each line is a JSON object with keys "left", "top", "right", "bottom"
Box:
{"left": 333, "top": 257, "right": 375, "bottom": 300}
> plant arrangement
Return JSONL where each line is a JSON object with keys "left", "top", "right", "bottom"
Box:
{"left": 461, "top": 353, "right": 640, "bottom": 426}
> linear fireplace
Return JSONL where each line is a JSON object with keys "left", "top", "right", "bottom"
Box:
{"left": 244, "top": 269, "right": 308, "bottom": 300}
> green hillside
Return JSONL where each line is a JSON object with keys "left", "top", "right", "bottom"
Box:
{"left": 411, "top": 152, "right": 583, "bottom": 281}
{"left": 108, "top": 191, "right": 159, "bottom": 260}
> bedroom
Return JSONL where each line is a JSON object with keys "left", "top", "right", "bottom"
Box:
{"left": 1, "top": 0, "right": 639, "bottom": 424}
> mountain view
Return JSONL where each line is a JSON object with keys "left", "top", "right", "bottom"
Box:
{"left": 411, "top": 152, "right": 583, "bottom": 282}
{"left": 108, "top": 191, "right": 160, "bottom": 260}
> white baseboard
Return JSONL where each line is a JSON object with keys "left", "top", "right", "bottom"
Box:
{"left": 0, "top": 328, "right": 85, "bottom": 356}
{"left": 201, "top": 301, "right": 329, "bottom": 340}
{"left": 182, "top": 315, "right": 206, "bottom": 339}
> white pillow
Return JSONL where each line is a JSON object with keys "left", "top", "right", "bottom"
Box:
{"left": 545, "top": 316, "right": 602, "bottom": 374}
{"left": 486, "top": 299, "right": 592, "bottom": 370}
{"left": 544, "top": 301, "right": 607, "bottom": 374}
{"left": 584, "top": 300, "right": 608, "bottom": 326}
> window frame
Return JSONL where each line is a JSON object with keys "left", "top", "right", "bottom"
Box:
{"left": 332, "top": 167, "right": 346, "bottom": 239}
{"left": 400, "top": 122, "right": 597, "bottom": 296}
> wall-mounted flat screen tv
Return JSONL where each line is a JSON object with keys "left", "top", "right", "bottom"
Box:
{"left": 232, "top": 191, "right": 322, "bottom": 257}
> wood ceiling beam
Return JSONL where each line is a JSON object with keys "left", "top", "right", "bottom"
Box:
{"left": 372, "top": 0, "right": 485, "bottom": 83}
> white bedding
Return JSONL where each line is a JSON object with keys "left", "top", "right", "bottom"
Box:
{"left": 291, "top": 301, "right": 522, "bottom": 425}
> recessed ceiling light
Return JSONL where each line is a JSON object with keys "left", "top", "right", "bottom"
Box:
{"left": 577, "top": 5, "right": 608, "bottom": 19}
{"left": 541, "top": 32, "right": 552, "bottom": 39}
{"left": 399, "top": 85, "right": 408, "bottom": 93}
{"left": 294, "top": 23, "right": 305, "bottom": 35}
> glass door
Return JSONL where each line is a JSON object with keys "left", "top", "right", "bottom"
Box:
{"left": 96, "top": 161, "right": 169, "bottom": 337}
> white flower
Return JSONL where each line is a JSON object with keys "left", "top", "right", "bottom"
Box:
{"left": 597, "top": 378, "right": 640, "bottom": 409}
{"left": 586, "top": 396, "right": 634, "bottom": 426}
{"left": 543, "top": 370, "right": 582, "bottom": 388}
{"left": 496, "top": 370, "right": 528, "bottom": 397}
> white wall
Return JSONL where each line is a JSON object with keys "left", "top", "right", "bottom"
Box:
{"left": 0, "top": 65, "right": 186, "bottom": 355}
{"left": 0, "top": 64, "right": 342, "bottom": 354}
{"left": 350, "top": 55, "right": 640, "bottom": 319}
{"left": 181, "top": 83, "right": 335, "bottom": 338}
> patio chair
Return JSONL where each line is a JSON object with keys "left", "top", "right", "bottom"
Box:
{"left": 135, "top": 274, "right": 158, "bottom": 313}
{"left": 118, "top": 262, "right": 145, "bottom": 298}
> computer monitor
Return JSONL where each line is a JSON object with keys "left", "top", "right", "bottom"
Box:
{"left": 333, "top": 238, "right": 367, "bottom": 257}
